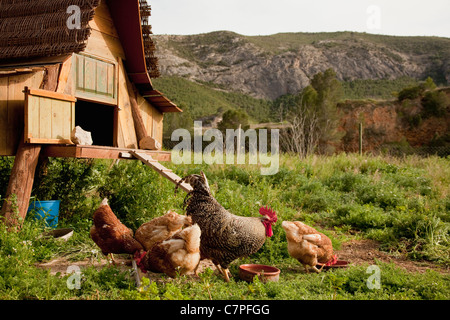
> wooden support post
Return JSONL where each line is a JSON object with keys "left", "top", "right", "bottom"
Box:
{"left": 126, "top": 76, "right": 148, "bottom": 143}
{"left": 1, "top": 64, "right": 60, "bottom": 229}
{"left": 40, "top": 64, "right": 61, "bottom": 92}
{"left": 125, "top": 71, "right": 161, "bottom": 150}
{"left": 359, "top": 123, "right": 363, "bottom": 155}
{"left": 1, "top": 134, "right": 41, "bottom": 228}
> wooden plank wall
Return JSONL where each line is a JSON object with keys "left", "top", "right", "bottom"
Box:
{"left": 0, "top": 0, "right": 165, "bottom": 155}
{"left": 137, "top": 95, "right": 163, "bottom": 144}
{"left": 117, "top": 58, "right": 138, "bottom": 149}
{"left": 0, "top": 71, "right": 45, "bottom": 155}
{"left": 83, "top": 0, "right": 164, "bottom": 149}
{"left": 85, "top": 1, "right": 125, "bottom": 62}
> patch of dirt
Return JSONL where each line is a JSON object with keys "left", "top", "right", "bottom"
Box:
{"left": 335, "top": 239, "right": 449, "bottom": 274}
{"left": 35, "top": 255, "right": 132, "bottom": 275}
{"left": 35, "top": 255, "right": 217, "bottom": 280}
{"left": 35, "top": 240, "right": 448, "bottom": 281}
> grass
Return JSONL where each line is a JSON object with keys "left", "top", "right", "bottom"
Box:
{"left": 0, "top": 153, "right": 449, "bottom": 300}
{"left": 341, "top": 77, "right": 420, "bottom": 100}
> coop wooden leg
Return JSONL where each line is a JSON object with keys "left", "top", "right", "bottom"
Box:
{"left": 1, "top": 136, "right": 41, "bottom": 229}
{"left": 131, "top": 256, "right": 142, "bottom": 287}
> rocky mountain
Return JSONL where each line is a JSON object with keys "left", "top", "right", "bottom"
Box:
{"left": 154, "top": 31, "right": 450, "bottom": 100}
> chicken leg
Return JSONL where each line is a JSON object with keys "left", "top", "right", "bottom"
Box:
{"left": 311, "top": 265, "right": 322, "bottom": 273}
{"left": 108, "top": 253, "right": 116, "bottom": 265}
{"left": 302, "top": 263, "right": 322, "bottom": 274}
{"left": 194, "top": 260, "right": 202, "bottom": 277}
{"left": 213, "top": 263, "right": 232, "bottom": 282}
{"left": 222, "top": 268, "right": 232, "bottom": 282}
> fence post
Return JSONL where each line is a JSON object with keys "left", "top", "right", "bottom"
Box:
{"left": 359, "top": 123, "right": 363, "bottom": 155}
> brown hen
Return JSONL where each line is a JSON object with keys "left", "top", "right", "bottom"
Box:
{"left": 134, "top": 211, "right": 192, "bottom": 251}
{"left": 90, "top": 198, "right": 143, "bottom": 263}
{"left": 282, "top": 220, "right": 336, "bottom": 273}
{"left": 135, "top": 224, "right": 201, "bottom": 277}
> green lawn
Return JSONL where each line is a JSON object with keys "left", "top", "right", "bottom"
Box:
{"left": 0, "top": 153, "right": 449, "bottom": 300}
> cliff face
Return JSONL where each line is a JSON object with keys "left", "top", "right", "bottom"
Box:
{"left": 338, "top": 90, "right": 450, "bottom": 153}
{"left": 154, "top": 31, "right": 450, "bottom": 100}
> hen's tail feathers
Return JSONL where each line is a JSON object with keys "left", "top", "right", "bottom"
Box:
{"left": 303, "top": 234, "right": 322, "bottom": 243}
{"left": 200, "top": 171, "right": 210, "bottom": 191}
{"left": 181, "top": 224, "right": 201, "bottom": 253}
{"left": 101, "top": 198, "right": 108, "bottom": 206}
{"left": 175, "top": 173, "right": 210, "bottom": 193}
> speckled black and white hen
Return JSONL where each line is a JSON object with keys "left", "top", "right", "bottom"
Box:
{"left": 175, "top": 172, "right": 277, "bottom": 282}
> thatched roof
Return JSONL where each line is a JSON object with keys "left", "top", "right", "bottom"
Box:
{"left": 0, "top": 0, "right": 159, "bottom": 79}
{"left": 0, "top": 0, "right": 175, "bottom": 110}
{"left": 139, "top": 0, "right": 159, "bottom": 78}
{"left": 0, "top": 0, "right": 99, "bottom": 60}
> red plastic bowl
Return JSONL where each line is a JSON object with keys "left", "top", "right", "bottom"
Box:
{"left": 316, "top": 260, "right": 349, "bottom": 270}
{"left": 239, "top": 264, "right": 281, "bottom": 282}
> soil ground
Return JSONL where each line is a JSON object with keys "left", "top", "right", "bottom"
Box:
{"left": 36, "top": 239, "right": 448, "bottom": 281}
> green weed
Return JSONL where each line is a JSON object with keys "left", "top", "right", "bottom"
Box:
{"left": 0, "top": 154, "right": 449, "bottom": 300}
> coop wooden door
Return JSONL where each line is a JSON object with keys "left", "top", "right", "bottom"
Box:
{"left": 74, "top": 53, "right": 117, "bottom": 105}
{"left": 24, "top": 87, "right": 76, "bottom": 144}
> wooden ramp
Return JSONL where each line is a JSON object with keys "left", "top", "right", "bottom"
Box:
{"left": 128, "top": 150, "right": 193, "bottom": 193}
{"left": 125, "top": 150, "right": 192, "bottom": 287}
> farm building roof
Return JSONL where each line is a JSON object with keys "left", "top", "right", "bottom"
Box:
{"left": 0, "top": 0, "right": 99, "bottom": 61}
{"left": 0, "top": 0, "right": 179, "bottom": 112}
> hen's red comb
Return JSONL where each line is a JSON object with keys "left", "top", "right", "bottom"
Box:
{"left": 259, "top": 206, "right": 277, "bottom": 221}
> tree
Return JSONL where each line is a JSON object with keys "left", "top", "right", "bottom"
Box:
{"left": 281, "top": 68, "right": 343, "bottom": 156}
{"left": 422, "top": 90, "right": 449, "bottom": 117}
{"left": 280, "top": 100, "right": 319, "bottom": 157}
{"left": 217, "top": 109, "right": 250, "bottom": 132}
{"left": 422, "top": 76, "right": 437, "bottom": 90}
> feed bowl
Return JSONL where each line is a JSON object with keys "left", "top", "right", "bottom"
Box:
{"left": 239, "top": 264, "right": 281, "bottom": 282}
{"left": 316, "top": 260, "right": 349, "bottom": 271}
{"left": 40, "top": 228, "right": 74, "bottom": 241}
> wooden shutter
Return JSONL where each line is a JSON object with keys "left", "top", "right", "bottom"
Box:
{"left": 74, "top": 53, "right": 117, "bottom": 105}
{"left": 24, "top": 87, "right": 76, "bottom": 144}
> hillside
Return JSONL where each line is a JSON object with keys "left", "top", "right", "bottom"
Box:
{"left": 153, "top": 31, "right": 450, "bottom": 100}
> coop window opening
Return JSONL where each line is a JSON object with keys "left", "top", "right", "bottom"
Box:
{"left": 74, "top": 99, "right": 117, "bottom": 147}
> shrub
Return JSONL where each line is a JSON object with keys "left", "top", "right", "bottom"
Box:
{"left": 98, "top": 161, "right": 182, "bottom": 229}
{"left": 398, "top": 85, "right": 424, "bottom": 101}
{"left": 32, "top": 158, "right": 107, "bottom": 220}
{"left": 0, "top": 157, "right": 14, "bottom": 197}
{"left": 421, "top": 90, "right": 449, "bottom": 117}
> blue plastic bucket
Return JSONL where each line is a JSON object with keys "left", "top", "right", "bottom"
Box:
{"left": 27, "top": 200, "right": 61, "bottom": 228}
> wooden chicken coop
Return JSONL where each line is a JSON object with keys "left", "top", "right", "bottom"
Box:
{"left": 0, "top": 0, "right": 184, "bottom": 227}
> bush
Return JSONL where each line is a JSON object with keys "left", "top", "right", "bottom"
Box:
{"left": 398, "top": 85, "right": 424, "bottom": 101}
{"left": 98, "top": 161, "right": 183, "bottom": 229}
{"left": 421, "top": 90, "right": 449, "bottom": 117}
{"left": 32, "top": 158, "right": 107, "bottom": 220}
{"left": 0, "top": 157, "right": 14, "bottom": 197}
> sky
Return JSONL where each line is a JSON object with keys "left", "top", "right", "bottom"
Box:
{"left": 149, "top": 0, "right": 450, "bottom": 38}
